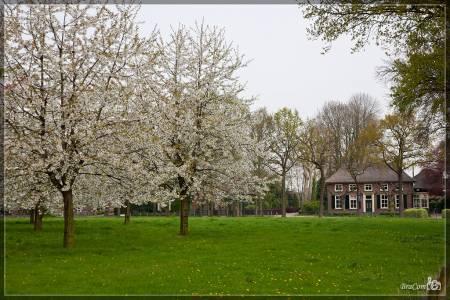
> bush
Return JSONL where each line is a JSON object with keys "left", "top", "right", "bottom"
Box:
{"left": 301, "top": 200, "right": 319, "bottom": 215}
{"left": 404, "top": 208, "right": 428, "bottom": 218}
{"left": 442, "top": 209, "right": 449, "bottom": 218}
{"left": 429, "top": 198, "right": 444, "bottom": 212}
{"left": 330, "top": 212, "right": 358, "bottom": 216}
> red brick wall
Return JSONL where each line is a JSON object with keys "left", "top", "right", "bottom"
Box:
{"left": 326, "top": 182, "right": 414, "bottom": 214}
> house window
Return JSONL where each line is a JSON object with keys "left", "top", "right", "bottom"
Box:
{"left": 421, "top": 194, "right": 429, "bottom": 208}
{"left": 364, "top": 184, "right": 372, "bottom": 191}
{"left": 380, "top": 184, "right": 388, "bottom": 191}
{"left": 350, "top": 196, "right": 357, "bottom": 209}
{"left": 395, "top": 184, "right": 404, "bottom": 191}
{"left": 349, "top": 184, "right": 357, "bottom": 191}
{"left": 380, "top": 194, "right": 388, "bottom": 209}
{"left": 335, "top": 195, "right": 342, "bottom": 209}
{"left": 335, "top": 184, "right": 343, "bottom": 192}
{"left": 413, "top": 194, "right": 420, "bottom": 208}
{"left": 395, "top": 195, "right": 399, "bottom": 209}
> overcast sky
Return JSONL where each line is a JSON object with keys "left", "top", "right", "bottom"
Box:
{"left": 137, "top": 5, "right": 392, "bottom": 120}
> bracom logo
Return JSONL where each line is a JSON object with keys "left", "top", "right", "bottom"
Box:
{"left": 400, "top": 277, "right": 441, "bottom": 291}
{"left": 426, "top": 276, "right": 441, "bottom": 291}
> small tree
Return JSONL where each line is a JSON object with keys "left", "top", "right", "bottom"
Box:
{"left": 266, "top": 108, "right": 302, "bottom": 217}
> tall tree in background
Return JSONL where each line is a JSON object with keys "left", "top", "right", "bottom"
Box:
{"left": 267, "top": 108, "right": 302, "bottom": 217}
{"left": 342, "top": 121, "right": 380, "bottom": 214}
{"left": 298, "top": 119, "right": 330, "bottom": 217}
{"left": 318, "top": 101, "right": 346, "bottom": 172}
{"left": 374, "top": 112, "right": 429, "bottom": 216}
{"left": 319, "top": 93, "right": 379, "bottom": 173}
{"left": 346, "top": 93, "right": 379, "bottom": 142}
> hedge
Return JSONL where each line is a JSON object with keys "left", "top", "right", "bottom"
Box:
{"left": 404, "top": 208, "right": 428, "bottom": 218}
{"left": 301, "top": 200, "right": 320, "bottom": 215}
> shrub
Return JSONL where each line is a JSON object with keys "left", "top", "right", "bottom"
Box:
{"left": 442, "top": 209, "right": 449, "bottom": 218}
{"left": 301, "top": 200, "right": 319, "bottom": 215}
{"left": 404, "top": 208, "right": 428, "bottom": 218}
{"left": 245, "top": 204, "right": 256, "bottom": 210}
{"left": 330, "top": 212, "right": 357, "bottom": 216}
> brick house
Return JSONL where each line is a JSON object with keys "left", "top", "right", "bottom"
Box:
{"left": 413, "top": 168, "right": 444, "bottom": 210}
{"left": 325, "top": 166, "right": 414, "bottom": 214}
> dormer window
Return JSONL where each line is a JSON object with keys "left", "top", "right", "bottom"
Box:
{"left": 335, "top": 184, "right": 343, "bottom": 192}
{"left": 364, "top": 184, "right": 372, "bottom": 192}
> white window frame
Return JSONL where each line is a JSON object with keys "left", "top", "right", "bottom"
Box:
{"left": 395, "top": 195, "right": 400, "bottom": 209}
{"left": 335, "top": 184, "right": 343, "bottom": 192}
{"left": 349, "top": 184, "right": 357, "bottom": 192}
{"left": 380, "top": 194, "right": 388, "bottom": 209}
{"left": 421, "top": 194, "right": 429, "bottom": 208}
{"left": 380, "top": 183, "right": 388, "bottom": 192}
{"left": 349, "top": 195, "right": 357, "bottom": 209}
{"left": 335, "top": 195, "right": 342, "bottom": 209}
{"left": 364, "top": 184, "right": 372, "bottom": 192}
{"left": 413, "top": 194, "right": 420, "bottom": 208}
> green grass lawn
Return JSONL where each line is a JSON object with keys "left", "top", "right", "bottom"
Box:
{"left": 4, "top": 216, "right": 445, "bottom": 296}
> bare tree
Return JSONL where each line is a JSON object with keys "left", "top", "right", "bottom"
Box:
{"left": 342, "top": 121, "right": 380, "bottom": 215}
{"left": 319, "top": 94, "right": 379, "bottom": 174}
{"left": 298, "top": 119, "right": 330, "bottom": 217}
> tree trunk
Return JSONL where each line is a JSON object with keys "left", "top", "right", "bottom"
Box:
{"left": 178, "top": 175, "right": 189, "bottom": 235}
{"left": 124, "top": 200, "right": 131, "bottom": 224}
{"left": 355, "top": 181, "right": 362, "bottom": 216}
{"left": 30, "top": 209, "right": 35, "bottom": 224}
{"left": 319, "top": 168, "right": 325, "bottom": 218}
{"left": 398, "top": 172, "right": 404, "bottom": 217}
{"left": 259, "top": 197, "right": 263, "bottom": 216}
{"left": 281, "top": 171, "right": 287, "bottom": 217}
{"left": 208, "top": 201, "right": 214, "bottom": 217}
{"left": 34, "top": 212, "right": 43, "bottom": 231}
{"left": 33, "top": 204, "right": 43, "bottom": 231}
{"left": 179, "top": 196, "right": 189, "bottom": 235}
{"left": 297, "top": 192, "right": 302, "bottom": 212}
{"left": 62, "top": 190, "right": 75, "bottom": 248}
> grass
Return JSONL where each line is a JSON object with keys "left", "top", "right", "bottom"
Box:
{"left": 4, "top": 216, "right": 446, "bottom": 296}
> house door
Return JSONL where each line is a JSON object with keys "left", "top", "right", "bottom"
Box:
{"left": 365, "top": 195, "right": 373, "bottom": 213}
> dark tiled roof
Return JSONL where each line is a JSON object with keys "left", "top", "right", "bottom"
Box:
{"left": 413, "top": 168, "right": 444, "bottom": 196}
{"left": 325, "top": 166, "right": 414, "bottom": 183}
